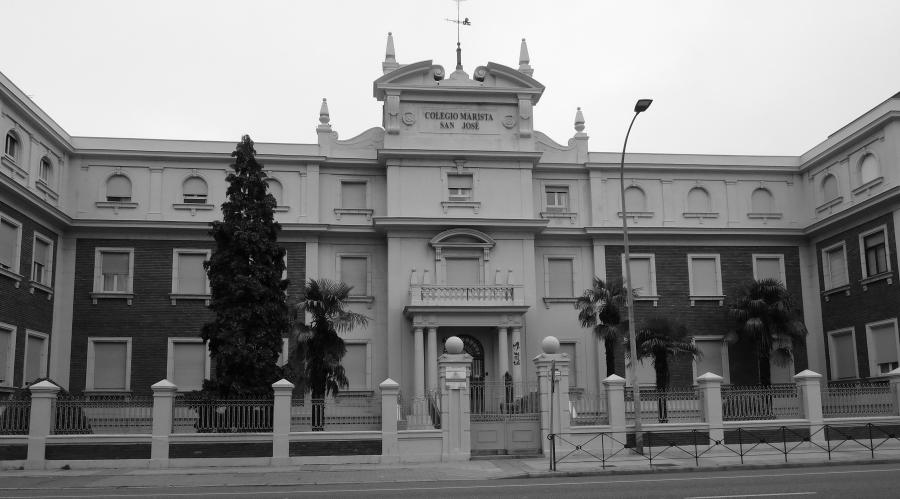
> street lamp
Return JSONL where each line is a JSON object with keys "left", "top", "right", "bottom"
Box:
{"left": 620, "top": 98, "right": 652, "bottom": 454}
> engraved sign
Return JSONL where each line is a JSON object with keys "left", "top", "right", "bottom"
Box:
{"left": 445, "top": 367, "right": 467, "bottom": 380}
{"left": 420, "top": 107, "right": 500, "bottom": 134}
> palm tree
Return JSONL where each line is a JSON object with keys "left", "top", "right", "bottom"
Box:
{"left": 728, "top": 278, "right": 808, "bottom": 385}
{"left": 576, "top": 277, "right": 626, "bottom": 376}
{"left": 628, "top": 317, "right": 700, "bottom": 391}
{"left": 286, "top": 279, "right": 368, "bottom": 403}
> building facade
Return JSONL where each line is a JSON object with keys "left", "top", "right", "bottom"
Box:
{"left": 1, "top": 36, "right": 899, "bottom": 399}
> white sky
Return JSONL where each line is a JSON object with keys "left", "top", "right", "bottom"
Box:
{"left": 2, "top": 0, "right": 899, "bottom": 156}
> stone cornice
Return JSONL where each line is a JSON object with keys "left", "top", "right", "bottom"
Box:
{"left": 377, "top": 149, "right": 543, "bottom": 164}
{"left": 373, "top": 217, "right": 548, "bottom": 232}
{"left": 0, "top": 174, "right": 72, "bottom": 228}
{"left": 799, "top": 111, "right": 900, "bottom": 171}
{"left": 803, "top": 185, "right": 900, "bottom": 238}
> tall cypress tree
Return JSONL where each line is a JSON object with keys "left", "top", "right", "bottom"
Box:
{"left": 201, "top": 135, "right": 289, "bottom": 397}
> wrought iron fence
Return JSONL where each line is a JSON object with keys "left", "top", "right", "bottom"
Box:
{"left": 399, "top": 389, "right": 441, "bottom": 430}
{"left": 470, "top": 381, "right": 540, "bottom": 422}
{"left": 291, "top": 393, "right": 381, "bottom": 432}
{"left": 569, "top": 392, "right": 608, "bottom": 426}
{"left": 0, "top": 398, "right": 30, "bottom": 435}
{"left": 53, "top": 395, "right": 153, "bottom": 435}
{"left": 722, "top": 384, "right": 802, "bottom": 421}
{"left": 625, "top": 388, "right": 701, "bottom": 424}
{"left": 822, "top": 382, "right": 896, "bottom": 418}
{"left": 173, "top": 397, "right": 273, "bottom": 433}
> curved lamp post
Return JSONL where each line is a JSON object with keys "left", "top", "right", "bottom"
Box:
{"left": 620, "top": 98, "right": 652, "bottom": 454}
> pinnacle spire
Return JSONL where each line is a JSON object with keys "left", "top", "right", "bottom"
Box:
{"left": 382, "top": 32, "right": 399, "bottom": 74}
{"left": 317, "top": 98, "right": 331, "bottom": 132}
{"left": 574, "top": 107, "right": 586, "bottom": 136}
{"left": 518, "top": 38, "right": 534, "bottom": 76}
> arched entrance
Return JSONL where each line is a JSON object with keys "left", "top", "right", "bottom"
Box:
{"left": 457, "top": 334, "right": 485, "bottom": 382}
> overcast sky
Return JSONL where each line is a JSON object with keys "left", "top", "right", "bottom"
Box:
{"left": 2, "top": 0, "right": 899, "bottom": 156}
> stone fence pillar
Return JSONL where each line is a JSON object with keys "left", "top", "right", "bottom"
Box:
{"left": 603, "top": 374, "right": 626, "bottom": 450}
{"left": 271, "top": 378, "right": 294, "bottom": 465}
{"left": 26, "top": 380, "right": 59, "bottom": 470}
{"left": 794, "top": 369, "right": 825, "bottom": 445}
{"left": 379, "top": 378, "right": 401, "bottom": 463}
{"left": 438, "top": 336, "right": 472, "bottom": 462}
{"left": 696, "top": 372, "right": 724, "bottom": 446}
{"left": 150, "top": 379, "right": 177, "bottom": 468}
{"left": 534, "top": 336, "right": 571, "bottom": 454}
{"left": 887, "top": 368, "right": 900, "bottom": 415}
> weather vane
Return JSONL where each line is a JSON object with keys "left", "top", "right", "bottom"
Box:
{"left": 445, "top": 0, "right": 471, "bottom": 71}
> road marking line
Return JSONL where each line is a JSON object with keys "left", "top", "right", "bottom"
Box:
{"left": 687, "top": 493, "right": 816, "bottom": 498}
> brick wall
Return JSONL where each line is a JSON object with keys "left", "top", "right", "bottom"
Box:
{"left": 70, "top": 237, "right": 305, "bottom": 395}
{"left": 0, "top": 200, "right": 57, "bottom": 389}
{"left": 606, "top": 244, "right": 805, "bottom": 386}
{"left": 817, "top": 213, "right": 899, "bottom": 380}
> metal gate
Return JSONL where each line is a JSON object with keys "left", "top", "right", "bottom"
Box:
{"left": 470, "top": 380, "right": 541, "bottom": 455}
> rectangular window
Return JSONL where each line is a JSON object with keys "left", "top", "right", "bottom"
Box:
{"left": 31, "top": 234, "right": 53, "bottom": 286}
{"left": 822, "top": 243, "right": 849, "bottom": 290}
{"left": 447, "top": 174, "right": 474, "bottom": 201}
{"left": 545, "top": 186, "right": 569, "bottom": 212}
{"left": 753, "top": 254, "right": 785, "bottom": 283}
{"left": 341, "top": 182, "right": 367, "bottom": 210}
{"left": 87, "top": 338, "right": 131, "bottom": 391}
{"left": 445, "top": 257, "right": 480, "bottom": 286}
{"left": 866, "top": 320, "right": 900, "bottom": 376}
{"left": 168, "top": 339, "right": 209, "bottom": 391}
{"left": 23, "top": 331, "right": 48, "bottom": 385}
{"left": 547, "top": 258, "right": 574, "bottom": 297}
{"left": 623, "top": 254, "right": 656, "bottom": 297}
{"left": 559, "top": 342, "right": 577, "bottom": 387}
{"left": 173, "top": 250, "right": 209, "bottom": 295}
{"left": 695, "top": 336, "right": 728, "bottom": 381}
{"left": 344, "top": 342, "right": 370, "bottom": 390}
{"left": 860, "top": 227, "right": 890, "bottom": 278}
{"left": 688, "top": 255, "right": 722, "bottom": 297}
{"left": 339, "top": 256, "right": 369, "bottom": 296}
{"left": 4, "top": 133, "right": 18, "bottom": 159}
{"left": 0, "top": 323, "right": 14, "bottom": 387}
{"left": 95, "top": 248, "right": 133, "bottom": 293}
{"left": 0, "top": 214, "right": 22, "bottom": 273}
{"left": 39, "top": 158, "right": 52, "bottom": 184}
{"left": 828, "top": 328, "right": 858, "bottom": 380}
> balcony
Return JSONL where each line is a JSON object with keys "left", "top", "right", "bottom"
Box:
{"left": 408, "top": 284, "right": 525, "bottom": 307}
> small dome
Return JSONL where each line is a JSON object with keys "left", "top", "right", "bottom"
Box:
{"left": 541, "top": 336, "right": 560, "bottom": 354}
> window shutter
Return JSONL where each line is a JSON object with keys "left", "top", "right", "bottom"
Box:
{"left": 177, "top": 253, "right": 207, "bottom": 294}
{"left": 629, "top": 258, "right": 652, "bottom": 295}
{"left": 559, "top": 343, "right": 577, "bottom": 386}
{"left": 696, "top": 340, "right": 724, "bottom": 377}
{"left": 687, "top": 188, "right": 710, "bottom": 212}
{"left": 340, "top": 257, "right": 368, "bottom": 295}
{"left": 751, "top": 189, "right": 774, "bottom": 212}
{"left": 341, "top": 182, "right": 366, "bottom": 209}
{"left": 0, "top": 219, "right": 17, "bottom": 268}
{"left": 870, "top": 324, "right": 898, "bottom": 366}
{"left": 183, "top": 177, "right": 207, "bottom": 199}
{"left": 0, "top": 329, "right": 10, "bottom": 383}
{"left": 102, "top": 252, "right": 129, "bottom": 275}
{"left": 756, "top": 257, "right": 782, "bottom": 282}
{"left": 173, "top": 343, "right": 205, "bottom": 390}
{"left": 445, "top": 258, "right": 480, "bottom": 285}
{"left": 832, "top": 332, "right": 856, "bottom": 379}
{"left": 107, "top": 175, "right": 132, "bottom": 200}
{"left": 93, "top": 342, "right": 127, "bottom": 390}
{"left": 25, "top": 335, "right": 44, "bottom": 383}
{"left": 827, "top": 248, "right": 847, "bottom": 287}
{"left": 34, "top": 238, "right": 50, "bottom": 267}
{"left": 344, "top": 344, "right": 367, "bottom": 389}
{"left": 691, "top": 258, "right": 718, "bottom": 295}
{"left": 624, "top": 187, "right": 645, "bottom": 212}
{"left": 548, "top": 259, "right": 574, "bottom": 297}
{"left": 267, "top": 179, "right": 283, "bottom": 205}
{"left": 448, "top": 175, "right": 473, "bottom": 189}
{"left": 860, "top": 155, "right": 879, "bottom": 184}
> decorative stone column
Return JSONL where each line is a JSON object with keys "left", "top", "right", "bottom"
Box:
{"left": 696, "top": 372, "right": 724, "bottom": 446}
{"left": 426, "top": 327, "right": 438, "bottom": 392}
{"left": 497, "top": 326, "right": 509, "bottom": 382}
{"left": 26, "top": 380, "right": 60, "bottom": 470}
{"left": 603, "top": 374, "right": 627, "bottom": 451}
{"left": 271, "top": 378, "right": 294, "bottom": 465}
{"left": 794, "top": 369, "right": 825, "bottom": 445}
{"left": 413, "top": 327, "right": 425, "bottom": 398}
{"left": 510, "top": 327, "right": 523, "bottom": 398}
{"left": 379, "top": 378, "right": 401, "bottom": 463}
{"left": 887, "top": 367, "right": 900, "bottom": 415}
{"left": 150, "top": 379, "right": 177, "bottom": 469}
{"left": 533, "top": 336, "right": 571, "bottom": 454}
{"left": 439, "top": 336, "right": 473, "bottom": 462}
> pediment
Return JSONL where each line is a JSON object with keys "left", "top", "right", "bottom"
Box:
{"left": 374, "top": 60, "right": 544, "bottom": 102}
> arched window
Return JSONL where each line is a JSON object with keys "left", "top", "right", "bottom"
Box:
{"left": 750, "top": 187, "right": 775, "bottom": 213}
{"left": 106, "top": 174, "right": 132, "bottom": 202}
{"left": 39, "top": 157, "right": 53, "bottom": 184}
{"left": 624, "top": 186, "right": 646, "bottom": 212}
{"left": 686, "top": 187, "right": 711, "bottom": 212}
{"left": 859, "top": 154, "right": 879, "bottom": 185}
{"left": 4, "top": 131, "right": 19, "bottom": 160}
{"left": 266, "top": 178, "right": 283, "bottom": 206}
{"left": 822, "top": 174, "right": 838, "bottom": 202}
{"left": 182, "top": 176, "right": 208, "bottom": 204}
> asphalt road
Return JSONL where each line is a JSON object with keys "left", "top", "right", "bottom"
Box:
{"left": 1, "top": 463, "right": 898, "bottom": 498}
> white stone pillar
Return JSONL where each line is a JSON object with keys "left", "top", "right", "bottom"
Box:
{"left": 379, "top": 378, "right": 401, "bottom": 463}
{"left": 603, "top": 374, "right": 627, "bottom": 451}
{"left": 150, "top": 379, "right": 177, "bottom": 469}
{"left": 413, "top": 327, "right": 425, "bottom": 398}
{"left": 497, "top": 326, "right": 509, "bottom": 381}
{"left": 271, "top": 378, "right": 294, "bottom": 465}
{"left": 794, "top": 369, "right": 825, "bottom": 445}
{"left": 426, "top": 327, "right": 438, "bottom": 392}
{"left": 887, "top": 368, "right": 900, "bottom": 415}
{"left": 26, "top": 380, "right": 59, "bottom": 470}
{"left": 533, "top": 336, "right": 571, "bottom": 454}
{"left": 439, "top": 337, "right": 473, "bottom": 462}
{"left": 511, "top": 327, "right": 523, "bottom": 397}
{"left": 696, "top": 372, "right": 724, "bottom": 446}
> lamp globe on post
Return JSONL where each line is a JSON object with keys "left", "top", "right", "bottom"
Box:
{"left": 620, "top": 98, "right": 652, "bottom": 454}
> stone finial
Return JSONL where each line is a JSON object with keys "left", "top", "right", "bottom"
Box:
{"left": 445, "top": 336, "right": 464, "bottom": 355}
{"left": 409, "top": 269, "right": 418, "bottom": 285}
{"left": 383, "top": 32, "right": 400, "bottom": 74}
{"left": 541, "top": 336, "right": 560, "bottom": 354}
{"left": 518, "top": 38, "right": 534, "bottom": 76}
{"left": 574, "top": 107, "right": 586, "bottom": 135}
{"left": 317, "top": 98, "right": 331, "bottom": 132}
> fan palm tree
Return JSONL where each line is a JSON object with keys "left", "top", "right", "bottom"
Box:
{"left": 576, "top": 277, "right": 627, "bottom": 376}
{"left": 627, "top": 317, "right": 700, "bottom": 391}
{"left": 728, "top": 278, "right": 808, "bottom": 385}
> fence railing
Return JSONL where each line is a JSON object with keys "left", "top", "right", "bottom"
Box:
{"left": 0, "top": 399, "right": 30, "bottom": 435}
{"left": 625, "top": 388, "right": 701, "bottom": 424}
{"left": 399, "top": 390, "right": 441, "bottom": 430}
{"left": 173, "top": 397, "right": 273, "bottom": 433}
{"left": 291, "top": 393, "right": 381, "bottom": 432}
{"left": 53, "top": 396, "right": 153, "bottom": 435}
{"left": 822, "top": 382, "right": 896, "bottom": 418}
{"left": 570, "top": 392, "right": 608, "bottom": 426}
{"left": 722, "top": 384, "right": 802, "bottom": 421}
{"left": 470, "top": 381, "right": 540, "bottom": 422}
